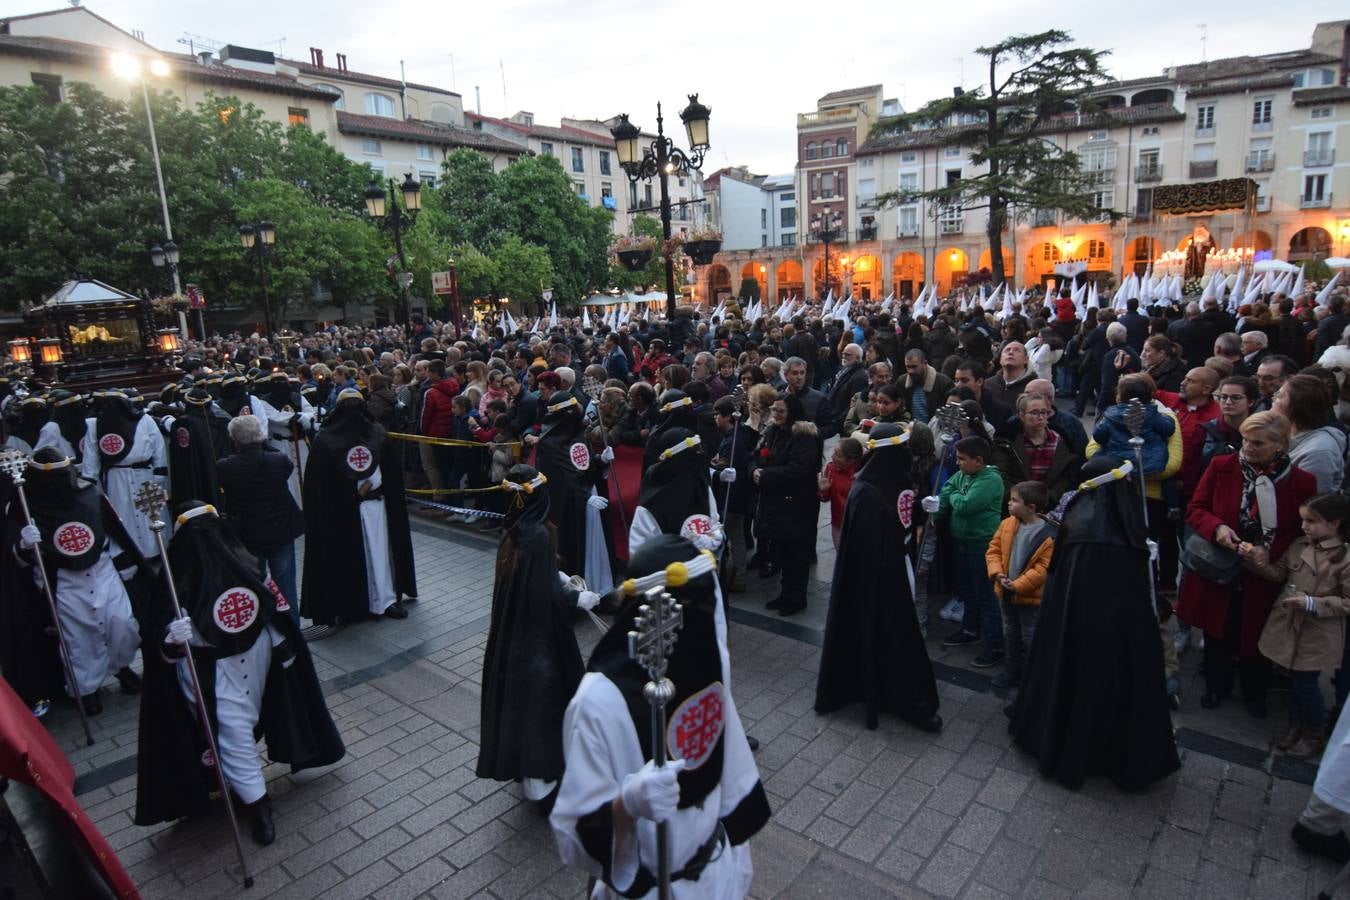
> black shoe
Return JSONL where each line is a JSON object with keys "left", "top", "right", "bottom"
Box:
{"left": 247, "top": 794, "right": 276, "bottom": 846}
{"left": 383, "top": 602, "right": 409, "bottom": 620}
{"left": 402, "top": 595, "right": 419, "bottom": 604}
{"left": 1200, "top": 691, "right": 1223, "bottom": 709}
{"left": 115, "top": 667, "right": 141, "bottom": 695}
{"left": 765, "top": 596, "right": 784, "bottom": 610}
{"left": 81, "top": 692, "right": 102, "bottom": 716}
{"left": 746, "top": 735, "right": 760, "bottom": 751}
{"left": 942, "top": 629, "right": 980, "bottom": 648}
{"left": 904, "top": 713, "right": 943, "bottom": 734}
{"left": 1291, "top": 822, "right": 1350, "bottom": 863}
{"left": 972, "top": 650, "right": 1006, "bottom": 669}
{"left": 1246, "top": 697, "right": 1268, "bottom": 720}
{"left": 777, "top": 601, "right": 806, "bottom": 617}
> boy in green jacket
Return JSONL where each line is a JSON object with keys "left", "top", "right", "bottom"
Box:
{"left": 924, "top": 435, "right": 1006, "bottom": 667}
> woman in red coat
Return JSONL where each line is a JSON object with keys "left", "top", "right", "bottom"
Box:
{"left": 1176, "top": 411, "right": 1316, "bottom": 717}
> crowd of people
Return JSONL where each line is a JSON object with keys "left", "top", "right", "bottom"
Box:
{"left": 6, "top": 270, "right": 1350, "bottom": 890}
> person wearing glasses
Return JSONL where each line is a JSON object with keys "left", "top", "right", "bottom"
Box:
{"left": 1198, "top": 377, "right": 1258, "bottom": 473}
{"left": 991, "top": 393, "right": 1083, "bottom": 513}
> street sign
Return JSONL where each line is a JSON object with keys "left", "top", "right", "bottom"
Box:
{"left": 397, "top": 271, "right": 414, "bottom": 289}
{"left": 432, "top": 271, "right": 454, "bottom": 295}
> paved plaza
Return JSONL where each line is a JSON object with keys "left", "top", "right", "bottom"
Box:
{"left": 11, "top": 506, "right": 1350, "bottom": 899}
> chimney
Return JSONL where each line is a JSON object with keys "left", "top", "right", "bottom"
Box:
{"left": 336, "top": 53, "right": 347, "bottom": 72}
{"left": 197, "top": 50, "right": 212, "bottom": 66}
{"left": 310, "top": 47, "right": 324, "bottom": 68}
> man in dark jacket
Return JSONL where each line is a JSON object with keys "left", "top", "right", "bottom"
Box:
{"left": 1073, "top": 313, "right": 1111, "bottom": 417}
{"left": 826, "top": 343, "right": 868, "bottom": 432}
{"left": 953, "top": 360, "right": 1014, "bottom": 436}
{"left": 784, "top": 356, "right": 834, "bottom": 440}
{"left": 784, "top": 321, "right": 820, "bottom": 385}
{"left": 1118, "top": 298, "right": 1150, "bottom": 353}
{"left": 1167, "top": 302, "right": 1216, "bottom": 369}
{"left": 901, "top": 349, "right": 955, "bottom": 424}
{"left": 1317, "top": 296, "right": 1349, "bottom": 357}
{"left": 217, "top": 414, "right": 307, "bottom": 624}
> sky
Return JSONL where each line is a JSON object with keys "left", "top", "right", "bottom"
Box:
{"left": 13, "top": 0, "right": 1338, "bottom": 173}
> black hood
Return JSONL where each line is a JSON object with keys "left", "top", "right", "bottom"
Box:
{"left": 638, "top": 426, "right": 711, "bottom": 535}
{"left": 95, "top": 392, "right": 140, "bottom": 464}
{"left": 853, "top": 422, "right": 914, "bottom": 519}
{"left": 502, "top": 463, "right": 551, "bottom": 533}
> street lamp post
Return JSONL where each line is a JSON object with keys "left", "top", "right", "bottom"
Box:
{"left": 112, "top": 52, "right": 189, "bottom": 340}
{"left": 610, "top": 95, "right": 711, "bottom": 321}
{"left": 811, "top": 205, "right": 844, "bottom": 300}
{"left": 238, "top": 222, "right": 277, "bottom": 339}
{"left": 364, "top": 174, "right": 422, "bottom": 346}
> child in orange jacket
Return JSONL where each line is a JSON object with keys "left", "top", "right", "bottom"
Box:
{"left": 985, "top": 480, "right": 1056, "bottom": 689}
{"left": 817, "top": 438, "right": 862, "bottom": 548}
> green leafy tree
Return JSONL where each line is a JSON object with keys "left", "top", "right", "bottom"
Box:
{"left": 871, "top": 31, "right": 1114, "bottom": 286}
{"left": 492, "top": 235, "right": 555, "bottom": 305}
{"left": 448, "top": 244, "right": 499, "bottom": 301}
{"left": 436, "top": 149, "right": 507, "bottom": 249}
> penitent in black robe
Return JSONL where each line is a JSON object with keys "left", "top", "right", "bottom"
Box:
{"left": 476, "top": 481, "right": 584, "bottom": 785}
{"left": 814, "top": 427, "right": 940, "bottom": 731}
{"left": 1008, "top": 456, "right": 1180, "bottom": 791}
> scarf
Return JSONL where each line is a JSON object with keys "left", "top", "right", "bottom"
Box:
{"left": 1238, "top": 451, "right": 1291, "bottom": 548}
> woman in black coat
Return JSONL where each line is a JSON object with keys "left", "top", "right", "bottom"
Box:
{"left": 752, "top": 392, "right": 821, "bottom": 616}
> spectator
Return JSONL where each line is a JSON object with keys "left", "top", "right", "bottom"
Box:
{"left": 1253, "top": 354, "right": 1297, "bottom": 412}
{"left": 1273, "top": 374, "right": 1347, "bottom": 493}
{"left": 900, "top": 349, "right": 955, "bottom": 424}
{"left": 1098, "top": 322, "right": 1141, "bottom": 414}
{"left": 1093, "top": 373, "right": 1175, "bottom": 480}
{"left": 1156, "top": 367, "right": 1220, "bottom": 496}
{"left": 1199, "top": 376, "right": 1257, "bottom": 473}
{"left": 752, "top": 392, "right": 822, "bottom": 617}
{"left": 827, "top": 343, "right": 868, "bottom": 432}
{"left": 1141, "top": 335, "right": 1185, "bottom": 392}
{"left": 984, "top": 479, "right": 1055, "bottom": 689}
{"left": 842, "top": 362, "right": 894, "bottom": 437}
{"left": 1317, "top": 296, "right": 1349, "bottom": 357}
{"left": 953, "top": 361, "right": 1014, "bottom": 437}
{"left": 365, "top": 373, "right": 397, "bottom": 429}
{"left": 783, "top": 356, "right": 834, "bottom": 440}
{"left": 993, "top": 392, "right": 1083, "bottom": 512}
{"left": 1119, "top": 297, "right": 1150, "bottom": 352}
{"left": 1168, "top": 301, "right": 1217, "bottom": 371}
{"left": 986, "top": 341, "right": 1034, "bottom": 407}
{"left": 1214, "top": 332, "right": 1248, "bottom": 376}
{"left": 1240, "top": 331, "right": 1271, "bottom": 374}
{"left": 817, "top": 437, "right": 863, "bottom": 548}
{"left": 1021, "top": 379, "right": 1088, "bottom": 456}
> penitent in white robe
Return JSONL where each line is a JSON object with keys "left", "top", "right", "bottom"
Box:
{"left": 41, "top": 549, "right": 140, "bottom": 697}
{"left": 80, "top": 415, "right": 169, "bottom": 560}
{"left": 550, "top": 638, "right": 761, "bottom": 898}
{"left": 356, "top": 468, "right": 397, "bottom": 615}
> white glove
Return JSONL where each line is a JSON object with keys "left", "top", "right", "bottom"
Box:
{"left": 558, "top": 571, "right": 571, "bottom": 586}
{"left": 576, "top": 590, "right": 600, "bottom": 611}
{"left": 1146, "top": 539, "right": 1159, "bottom": 564}
{"left": 921, "top": 495, "right": 941, "bottom": 514}
{"left": 600, "top": 446, "right": 615, "bottom": 464}
{"left": 118, "top": 565, "right": 138, "bottom": 583}
{"left": 620, "top": 759, "right": 686, "bottom": 822}
{"left": 719, "top": 468, "right": 737, "bottom": 484}
{"left": 18, "top": 524, "right": 41, "bottom": 550}
{"left": 587, "top": 494, "right": 609, "bottom": 510}
{"left": 166, "top": 616, "right": 194, "bottom": 646}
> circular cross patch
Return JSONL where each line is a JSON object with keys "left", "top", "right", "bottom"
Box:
{"left": 680, "top": 514, "right": 715, "bottom": 541}
{"left": 897, "top": 490, "right": 915, "bottom": 529}
{"left": 98, "top": 433, "right": 125, "bottom": 456}
{"left": 53, "top": 522, "right": 94, "bottom": 557}
{"left": 175, "top": 427, "right": 191, "bottom": 449}
{"left": 240, "top": 405, "right": 252, "bottom": 416}
{"left": 346, "top": 445, "right": 373, "bottom": 473}
{"left": 212, "top": 587, "right": 259, "bottom": 634}
{"left": 666, "top": 682, "right": 725, "bottom": 770}
{"left": 201, "top": 748, "right": 216, "bottom": 768}
{"left": 568, "top": 442, "right": 590, "bottom": 471}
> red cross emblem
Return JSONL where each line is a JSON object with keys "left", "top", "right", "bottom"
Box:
{"left": 98, "top": 433, "right": 125, "bottom": 456}
{"left": 897, "top": 490, "right": 915, "bottom": 529}
{"left": 53, "top": 522, "right": 94, "bottom": 557}
{"left": 212, "top": 587, "right": 259, "bottom": 634}
{"left": 240, "top": 405, "right": 252, "bottom": 416}
{"left": 346, "top": 445, "right": 373, "bottom": 473}
{"left": 569, "top": 442, "right": 590, "bottom": 471}
{"left": 201, "top": 749, "right": 216, "bottom": 768}
{"left": 680, "top": 514, "right": 713, "bottom": 539}
{"left": 176, "top": 427, "right": 190, "bottom": 449}
{"left": 666, "top": 682, "right": 725, "bottom": 770}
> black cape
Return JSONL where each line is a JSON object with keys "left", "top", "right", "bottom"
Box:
{"left": 534, "top": 400, "right": 589, "bottom": 576}
{"left": 638, "top": 427, "right": 713, "bottom": 536}
{"left": 476, "top": 485, "right": 584, "bottom": 783}
{"left": 814, "top": 430, "right": 939, "bottom": 729}
{"left": 134, "top": 511, "right": 344, "bottom": 825}
{"left": 167, "top": 412, "right": 224, "bottom": 507}
{"left": 1008, "top": 458, "right": 1181, "bottom": 791}
{"left": 300, "top": 403, "right": 416, "bottom": 625}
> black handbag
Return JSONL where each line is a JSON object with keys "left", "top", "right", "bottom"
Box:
{"left": 1179, "top": 524, "right": 1243, "bottom": 585}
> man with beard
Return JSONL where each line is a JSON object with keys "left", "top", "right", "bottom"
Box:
{"left": 5, "top": 449, "right": 143, "bottom": 714}
{"left": 80, "top": 389, "right": 169, "bottom": 560}
{"left": 249, "top": 371, "right": 316, "bottom": 507}
{"left": 550, "top": 536, "right": 771, "bottom": 898}
{"left": 1008, "top": 455, "right": 1181, "bottom": 790}
{"left": 477, "top": 464, "right": 598, "bottom": 803}
{"left": 135, "top": 501, "right": 344, "bottom": 845}
{"left": 530, "top": 380, "right": 607, "bottom": 581}
{"left": 301, "top": 388, "right": 416, "bottom": 624}
{"left": 35, "top": 390, "right": 92, "bottom": 463}
{"left": 4, "top": 395, "right": 48, "bottom": 454}
{"left": 815, "top": 423, "right": 942, "bottom": 733}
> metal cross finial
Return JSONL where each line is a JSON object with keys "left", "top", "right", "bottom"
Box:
{"left": 133, "top": 480, "right": 168, "bottom": 524}
{"left": 1123, "top": 398, "right": 1147, "bottom": 438}
{"left": 627, "top": 588, "right": 683, "bottom": 684}
{"left": 935, "top": 402, "right": 969, "bottom": 440}
{"left": 0, "top": 449, "right": 27, "bottom": 485}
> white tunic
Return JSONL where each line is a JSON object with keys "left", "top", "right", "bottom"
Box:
{"left": 551, "top": 628, "right": 761, "bottom": 898}
{"left": 176, "top": 623, "right": 284, "bottom": 805}
{"left": 356, "top": 468, "right": 397, "bottom": 615}
{"left": 248, "top": 394, "right": 315, "bottom": 507}
{"left": 34, "top": 418, "right": 92, "bottom": 462}
{"left": 80, "top": 415, "right": 168, "bottom": 559}
{"left": 38, "top": 549, "right": 139, "bottom": 697}
{"left": 585, "top": 487, "right": 615, "bottom": 595}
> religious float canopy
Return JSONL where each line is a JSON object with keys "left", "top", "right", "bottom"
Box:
{"left": 1151, "top": 178, "right": 1256, "bottom": 215}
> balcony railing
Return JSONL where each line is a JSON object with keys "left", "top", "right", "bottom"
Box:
{"left": 1195, "top": 125, "right": 1215, "bottom": 138}
{"left": 1135, "top": 164, "right": 1163, "bottom": 182}
{"left": 1301, "top": 193, "right": 1332, "bottom": 209}
{"left": 1031, "top": 209, "right": 1057, "bottom": 227}
{"left": 1245, "top": 154, "right": 1275, "bottom": 173}
{"left": 1305, "top": 149, "right": 1335, "bottom": 167}
{"left": 898, "top": 224, "right": 920, "bottom": 237}
{"left": 797, "top": 108, "right": 860, "bottom": 127}
{"left": 856, "top": 225, "right": 878, "bottom": 241}
{"left": 1189, "top": 160, "right": 1218, "bottom": 178}
{"left": 856, "top": 194, "right": 876, "bottom": 209}
{"left": 939, "top": 218, "right": 963, "bottom": 235}
{"left": 1251, "top": 120, "right": 1273, "bottom": 133}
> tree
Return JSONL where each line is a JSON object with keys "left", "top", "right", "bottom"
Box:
{"left": 492, "top": 235, "right": 555, "bottom": 305}
{"left": 447, "top": 244, "right": 499, "bottom": 302}
{"left": 871, "top": 31, "right": 1115, "bottom": 287}
{"left": 436, "top": 149, "right": 508, "bottom": 249}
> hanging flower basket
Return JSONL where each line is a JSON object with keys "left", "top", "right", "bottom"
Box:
{"left": 684, "top": 239, "right": 722, "bottom": 265}
{"left": 617, "top": 249, "right": 654, "bottom": 272}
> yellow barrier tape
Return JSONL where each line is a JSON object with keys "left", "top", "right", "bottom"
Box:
{"left": 387, "top": 431, "right": 523, "bottom": 451}
{"left": 407, "top": 485, "right": 508, "bottom": 496}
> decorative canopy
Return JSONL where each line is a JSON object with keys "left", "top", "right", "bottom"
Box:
{"left": 41, "top": 279, "right": 139, "bottom": 307}
{"left": 1151, "top": 178, "right": 1255, "bottom": 215}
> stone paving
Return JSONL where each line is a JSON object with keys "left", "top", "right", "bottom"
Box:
{"left": 11, "top": 507, "right": 1350, "bottom": 899}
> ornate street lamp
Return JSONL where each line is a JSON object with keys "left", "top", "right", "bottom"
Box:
{"left": 364, "top": 173, "right": 421, "bottom": 344}
{"left": 610, "top": 94, "right": 711, "bottom": 320}
{"left": 239, "top": 221, "right": 278, "bottom": 338}
{"left": 811, "top": 205, "right": 844, "bottom": 299}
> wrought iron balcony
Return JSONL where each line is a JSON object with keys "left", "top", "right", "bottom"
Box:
{"left": 856, "top": 194, "right": 876, "bottom": 209}
{"left": 1305, "top": 149, "right": 1335, "bottom": 167}
{"left": 1135, "top": 165, "right": 1163, "bottom": 182}
{"left": 1245, "top": 154, "right": 1275, "bottom": 173}
{"left": 898, "top": 224, "right": 920, "bottom": 237}
{"left": 1189, "top": 160, "right": 1218, "bottom": 178}
{"left": 1300, "top": 193, "right": 1332, "bottom": 209}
